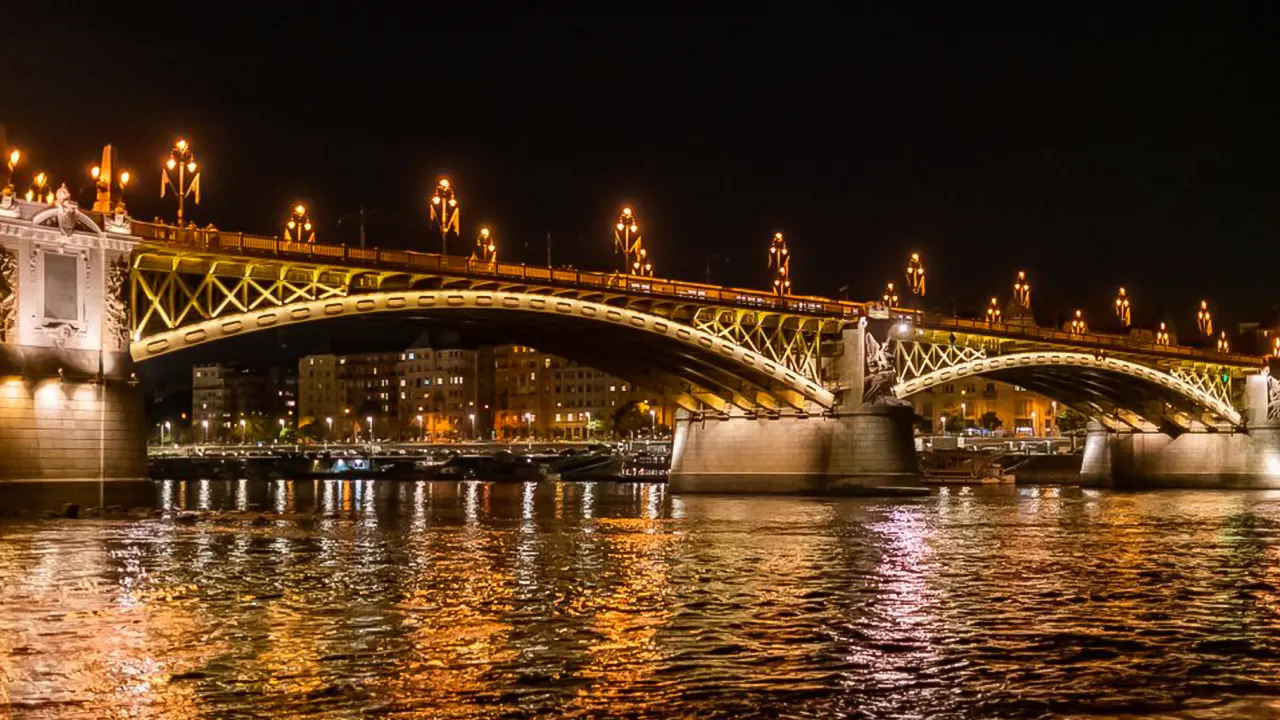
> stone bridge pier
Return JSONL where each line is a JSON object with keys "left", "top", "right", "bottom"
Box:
{"left": 0, "top": 198, "right": 149, "bottom": 510}
{"left": 1082, "top": 372, "right": 1280, "bottom": 488}
{"left": 669, "top": 319, "right": 922, "bottom": 494}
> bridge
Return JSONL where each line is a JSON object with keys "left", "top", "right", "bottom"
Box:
{"left": 0, "top": 194, "right": 1278, "bottom": 505}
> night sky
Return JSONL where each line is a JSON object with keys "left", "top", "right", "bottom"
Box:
{"left": 4, "top": 8, "right": 1279, "bottom": 388}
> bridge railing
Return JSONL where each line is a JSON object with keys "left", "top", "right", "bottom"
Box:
{"left": 131, "top": 221, "right": 865, "bottom": 321}
{"left": 925, "top": 315, "right": 1261, "bottom": 367}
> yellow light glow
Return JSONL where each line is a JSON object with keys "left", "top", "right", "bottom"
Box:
{"left": 911, "top": 252, "right": 919, "bottom": 261}
{"left": 775, "top": 232, "right": 783, "bottom": 240}
{"left": 24, "top": 190, "right": 33, "bottom": 201}
{"left": 186, "top": 162, "right": 197, "bottom": 173}
{"left": 34, "top": 172, "right": 46, "bottom": 186}
{"left": 295, "top": 204, "right": 306, "bottom": 215}
{"left": 431, "top": 195, "right": 440, "bottom": 204}
{"left": 119, "top": 171, "right": 131, "bottom": 186}
{"left": 287, "top": 220, "right": 296, "bottom": 229}
{"left": 303, "top": 222, "right": 311, "bottom": 231}
{"left": 448, "top": 198, "right": 456, "bottom": 207}
{"left": 480, "top": 227, "right": 490, "bottom": 238}
{"left": 629, "top": 224, "right": 637, "bottom": 232}
{"left": 8, "top": 149, "right": 19, "bottom": 167}
{"left": 176, "top": 139, "right": 188, "bottom": 151}
{"left": 622, "top": 207, "right": 632, "bottom": 216}
{"left": 616, "top": 222, "right": 624, "bottom": 231}
{"left": 439, "top": 178, "right": 450, "bottom": 189}
{"left": 91, "top": 166, "right": 101, "bottom": 179}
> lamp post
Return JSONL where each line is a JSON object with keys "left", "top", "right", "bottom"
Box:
{"left": 649, "top": 408, "right": 656, "bottom": 437}
{"left": 239, "top": 418, "right": 246, "bottom": 444}
{"left": 201, "top": 419, "right": 209, "bottom": 445}
{"left": 285, "top": 203, "right": 314, "bottom": 243}
{"left": 1217, "top": 331, "right": 1230, "bottom": 353}
{"left": 26, "top": 171, "right": 49, "bottom": 204}
{"left": 524, "top": 412, "right": 534, "bottom": 443}
{"left": 366, "top": 415, "right": 374, "bottom": 443}
{"left": 163, "top": 420, "right": 171, "bottom": 446}
{"left": 1050, "top": 401, "right": 1057, "bottom": 435}
{"left": 882, "top": 282, "right": 899, "bottom": 307}
{"left": 960, "top": 402, "right": 967, "bottom": 432}
{"left": 769, "top": 232, "right": 791, "bottom": 295}
{"left": 1155, "top": 322, "right": 1171, "bottom": 346}
{"left": 1012, "top": 271, "right": 1030, "bottom": 309}
{"left": 585, "top": 410, "right": 592, "bottom": 440}
{"left": 277, "top": 418, "right": 285, "bottom": 445}
{"left": 161, "top": 138, "right": 200, "bottom": 225}
{"left": 429, "top": 178, "right": 459, "bottom": 255}
{"left": 468, "top": 412, "right": 476, "bottom": 440}
{"left": 325, "top": 416, "right": 333, "bottom": 447}
{"left": 939, "top": 415, "right": 947, "bottom": 436}
{"left": 985, "top": 297, "right": 1002, "bottom": 325}
{"left": 1069, "top": 310, "right": 1087, "bottom": 335}
{"left": 472, "top": 227, "right": 496, "bottom": 264}
{"left": 614, "top": 207, "right": 651, "bottom": 276}
{"left": 416, "top": 414, "right": 424, "bottom": 442}
{"left": 0, "top": 129, "right": 19, "bottom": 198}
{"left": 1031, "top": 410, "right": 1037, "bottom": 437}
{"left": 906, "top": 253, "right": 925, "bottom": 296}
{"left": 1197, "top": 300, "right": 1213, "bottom": 337}
{"left": 1115, "top": 287, "right": 1131, "bottom": 328}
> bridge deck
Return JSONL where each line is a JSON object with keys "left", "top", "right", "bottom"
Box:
{"left": 131, "top": 222, "right": 865, "bottom": 322}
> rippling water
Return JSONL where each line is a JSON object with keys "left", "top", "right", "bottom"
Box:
{"left": 4, "top": 481, "right": 1280, "bottom": 718}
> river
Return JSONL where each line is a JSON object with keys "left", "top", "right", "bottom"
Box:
{"left": 3, "top": 480, "right": 1280, "bottom": 718}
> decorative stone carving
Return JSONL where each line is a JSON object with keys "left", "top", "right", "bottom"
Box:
{"left": 0, "top": 186, "right": 16, "bottom": 218}
{"left": 1268, "top": 374, "right": 1280, "bottom": 424}
{"left": 54, "top": 184, "right": 78, "bottom": 236}
{"left": 862, "top": 319, "right": 907, "bottom": 405}
{"left": 105, "top": 256, "right": 130, "bottom": 350}
{"left": 105, "top": 203, "right": 132, "bottom": 234}
{"left": 0, "top": 246, "right": 17, "bottom": 342}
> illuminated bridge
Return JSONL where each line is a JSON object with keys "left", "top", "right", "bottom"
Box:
{"left": 0, "top": 199, "right": 1278, "bottom": 503}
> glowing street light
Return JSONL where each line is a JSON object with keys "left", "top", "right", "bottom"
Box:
{"left": 1273, "top": 336, "right": 1279, "bottom": 359}
{"left": 468, "top": 412, "right": 476, "bottom": 439}
{"left": 1196, "top": 300, "right": 1213, "bottom": 337}
{"left": 201, "top": 419, "right": 209, "bottom": 444}
{"left": 1069, "top": 309, "right": 1087, "bottom": 335}
{"left": 161, "top": 138, "right": 200, "bottom": 225}
{"left": 614, "top": 206, "right": 651, "bottom": 277}
{"left": 1115, "top": 287, "right": 1131, "bottom": 328}
{"left": 1012, "top": 271, "right": 1030, "bottom": 309}
{"left": 1217, "top": 331, "right": 1230, "bottom": 353}
{"left": 366, "top": 415, "right": 374, "bottom": 441}
{"left": 524, "top": 412, "right": 535, "bottom": 441}
{"left": 882, "top": 282, "right": 899, "bottom": 307}
{"left": 429, "top": 177, "right": 459, "bottom": 255}
{"left": 472, "top": 226, "right": 497, "bottom": 263}
{"left": 985, "top": 297, "right": 1002, "bottom": 325}
{"left": 769, "top": 231, "right": 791, "bottom": 295}
{"left": 26, "top": 170, "right": 49, "bottom": 204}
{"left": 1155, "top": 322, "right": 1171, "bottom": 346}
{"left": 905, "top": 252, "right": 925, "bottom": 296}
{"left": 239, "top": 418, "right": 246, "bottom": 444}
{"left": 284, "top": 203, "right": 315, "bottom": 243}
{"left": 325, "top": 416, "right": 333, "bottom": 445}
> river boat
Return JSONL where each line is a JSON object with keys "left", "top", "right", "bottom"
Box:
{"left": 921, "top": 449, "right": 1016, "bottom": 485}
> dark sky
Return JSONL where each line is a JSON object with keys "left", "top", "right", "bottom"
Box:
{"left": 4, "top": 8, "right": 1279, "bottom": 385}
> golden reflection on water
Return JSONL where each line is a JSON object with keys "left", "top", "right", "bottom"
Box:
{"left": 6, "top": 484, "right": 1280, "bottom": 717}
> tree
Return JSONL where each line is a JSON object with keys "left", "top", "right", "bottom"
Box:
{"left": 940, "top": 406, "right": 966, "bottom": 433}
{"left": 1056, "top": 407, "right": 1088, "bottom": 434}
{"left": 979, "top": 411, "right": 1003, "bottom": 433}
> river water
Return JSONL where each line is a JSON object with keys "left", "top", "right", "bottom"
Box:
{"left": 3, "top": 480, "right": 1280, "bottom": 718}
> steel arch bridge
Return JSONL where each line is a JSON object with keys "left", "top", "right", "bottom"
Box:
{"left": 124, "top": 222, "right": 1276, "bottom": 427}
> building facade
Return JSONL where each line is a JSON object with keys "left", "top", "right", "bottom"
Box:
{"left": 396, "top": 347, "right": 493, "bottom": 440}
{"left": 192, "top": 363, "right": 296, "bottom": 442}
{"left": 905, "top": 378, "right": 1059, "bottom": 435}
{"left": 297, "top": 352, "right": 400, "bottom": 440}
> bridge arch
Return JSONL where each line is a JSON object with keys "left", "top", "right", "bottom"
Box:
{"left": 893, "top": 350, "right": 1242, "bottom": 428}
{"left": 131, "top": 289, "right": 836, "bottom": 410}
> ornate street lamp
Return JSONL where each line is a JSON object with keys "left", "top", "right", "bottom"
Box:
{"left": 1069, "top": 309, "right": 1087, "bottom": 335}
{"left": 26, "top": 171, "right": 50, "bottom": 204}
{"left": 472, "top": 226, "right": 497, "bottom": 263}
{"left": 1012, "top": 271, "right": 1030, "bottom": 309}
{"left": 906, "top": 252, "right": 925, "bottom": 296}
{"left": 1, "top": 131, "right": 20, "bottom": 202}
{"left": 614, "top": 206, "right": 651, "bottom": 276}
{"left": 1196, "top": 300, "right": 1212, "bottom": 337}
{"left": 1217, "top": 331, "right": 1230, "bottom": 353}
{"left": 986, "top": 297, "right": 1002, "bottom": 325}
{"left": 429, "top": 177, "right": 459, "bottom": 255}
{"left": 769, "top": 231, "right": 791, "bottom": 295}
{"left": 1115, "top": 287, "right": 1131, "bottom": 328}
{"left": 881, "top": 282, "right": 899, "bottom": 307}
{"left": 1155, "top": 322, "right": 1171, "bottom": 346}
{"left": 285, "top": 203, "right": 315, "bottom": 243}
{"left": 161, "top": 138, "right": 200, "bottom": 225}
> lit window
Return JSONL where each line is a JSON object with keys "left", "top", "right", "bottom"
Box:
{"left": 555, "top": 413, "right": 561, "bottom": 422}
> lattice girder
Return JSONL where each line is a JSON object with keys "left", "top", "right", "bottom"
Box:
{"left": 690, "top": 306, "right": 835, "bottom": 384}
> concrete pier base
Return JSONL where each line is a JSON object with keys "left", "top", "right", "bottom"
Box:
{"left": 0, "top": 378, "right": 150, "bottom": 511}
{"left": 669, "top": 406, "right": 921, "bottom": 494}
{"left": 1081, "top": 426, "right": 1280, "bottom": 489}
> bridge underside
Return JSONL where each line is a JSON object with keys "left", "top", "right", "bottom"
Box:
{"left": 132, "top": 291, "right": 837, "bottom": 412}
{"left": 892, "top": 350, "right": 1245, "bottom": 432}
